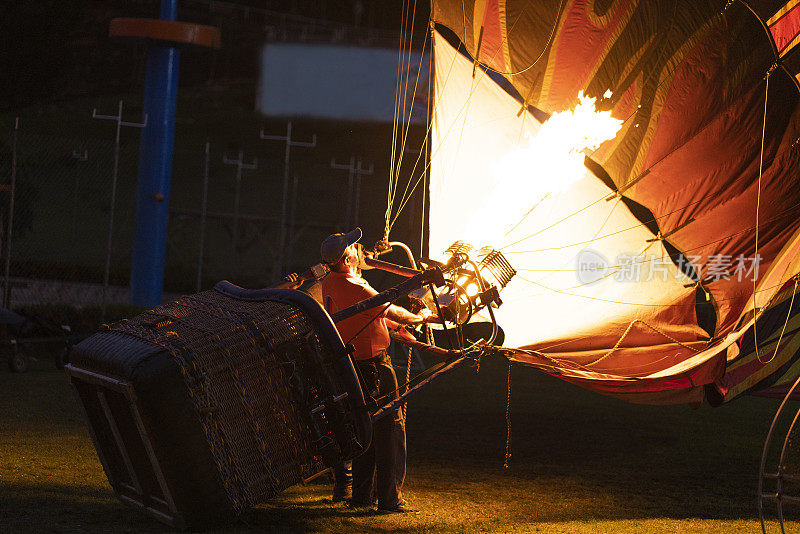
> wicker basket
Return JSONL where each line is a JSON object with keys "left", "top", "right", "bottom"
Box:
{"left": 66, "top": 282, "right": 371, "bottom": 529}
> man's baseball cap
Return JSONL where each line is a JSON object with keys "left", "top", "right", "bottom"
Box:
{"left": 321, "top": 227, "right": 362, "bottom": 264}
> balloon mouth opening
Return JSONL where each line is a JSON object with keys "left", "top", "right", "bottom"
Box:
{"left": 411, "top": 241, "right": 516, "bottom": 325}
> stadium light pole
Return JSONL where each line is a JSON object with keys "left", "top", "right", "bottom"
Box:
{"left": 129, "top": 0, "right": 181, "bottom": 307}
{"left": 115, "top": 2, "right": 219, "bottom": 307}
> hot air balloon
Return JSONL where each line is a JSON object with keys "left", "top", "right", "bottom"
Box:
{"left": 382, "top": 0, "right": 800, "bottom": 406}
{"left": 63, "top": 1, "right": 800, "bottom": 527}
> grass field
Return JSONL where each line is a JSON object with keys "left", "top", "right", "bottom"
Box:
{"left": 1, "top": 353, "right": 798, "bottom": 533}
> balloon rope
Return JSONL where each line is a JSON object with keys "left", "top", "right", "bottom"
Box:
{"left": 390, "top": 23, "right": 431, "bottom": 226}
{"left": 419, "top": 3, "right": 747, "bottom": 248}
{"left": 513, "top": 198, "right": 621, "bottom": 288}
{"left": 516, "top": 274, "right": 798, "bottom": 310}
{"left": 754, "top": 70, "right": 771, "bottom": 363}
{"left": 760, "top": 276, "right": 800, "bottom": 366}
{"left": 386, "top": 0, "right": 411, "bottom": 237}
{"left": 478, "top": 0, "right": 565, "bottom": 77}
{"left": 506, "top": 197, "right": 800, "bottom": 279}
{"left": 420, "top": 36, "right": 433, "bottom": 256}
{"left": 502, "top": 66, "right": 789, "bottom": 254}
{"left": 391, "top": 0, "right": 420, "bottom": 212}
{"left": 503, "top": 361, "right": 513, "bottom": 469}
{"left": 501, "top": 189, "right": 719, "bottom": 253}
{"left": 388, "top": 9, "right": 530, "bottom": 234}
{"left": 386, "top": 27, "right": 460, "bottom": 236}
{"left": 584, "top": 319, "right": 701, "bottom": 368}
{"left": 403, "top": 345, "right": 412, "bottom": 420}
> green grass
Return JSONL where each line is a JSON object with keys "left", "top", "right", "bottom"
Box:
{"left": 1, "top": 354, "right": 798, "bottom": 533}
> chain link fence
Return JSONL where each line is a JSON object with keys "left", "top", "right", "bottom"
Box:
{"left": 0, "top": 98, "right": 426, "bottom": 333}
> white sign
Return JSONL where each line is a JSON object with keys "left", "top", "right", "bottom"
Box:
{"left": 257, "top": 43, "right": 430, "bottom": 123}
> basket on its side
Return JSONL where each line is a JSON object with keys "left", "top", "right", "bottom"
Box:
{"left": 65, "top": 282, "right": 371, "bottom": 529}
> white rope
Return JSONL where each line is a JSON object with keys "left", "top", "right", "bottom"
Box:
{"left": 755, "top": 67, "right": 772, "bottom": 363}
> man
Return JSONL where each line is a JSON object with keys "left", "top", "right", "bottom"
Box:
{"left": 289, "top": 228, "right": 434, "bottom": 513}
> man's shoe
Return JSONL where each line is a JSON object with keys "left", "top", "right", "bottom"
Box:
{"left": 376, "top": 500, "right": 418, "bottom": 514}
{"left": 332, "top": 486, "right": 352, "bottom": 503}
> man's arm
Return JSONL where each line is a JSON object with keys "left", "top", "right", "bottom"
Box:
{"left": 272, "top": 272, "right": 302, "bottom": 289}
{"left": 355, "top": 280, "right": 435, "bottom": 326}
{"left": 385, "top": 304, "right": 430, "bottom": 326}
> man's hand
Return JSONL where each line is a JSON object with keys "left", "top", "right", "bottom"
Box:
{"left": 394, "top": 307, "right": 440, "bottom": 326}
{"left": 283, "top": 273, "right": 302, "bottom": 289}
{"left": 418, "top": 308, "right": 441, "bottom": 324}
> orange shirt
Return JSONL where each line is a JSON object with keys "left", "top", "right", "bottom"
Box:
{"left": 321, "top": 271, "right": 390, "bottom": 360}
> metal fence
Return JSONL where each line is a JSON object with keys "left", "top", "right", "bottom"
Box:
{"left": 0, "top": 100, "right": 426, "bottom": 324}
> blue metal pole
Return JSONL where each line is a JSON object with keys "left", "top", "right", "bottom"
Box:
{"left": 130, "top": 0, "right": 180, "bottom": 306}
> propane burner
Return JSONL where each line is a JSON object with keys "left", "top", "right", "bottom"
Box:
{"left": 411, "top": 242, "right": 516, "bottom": 325}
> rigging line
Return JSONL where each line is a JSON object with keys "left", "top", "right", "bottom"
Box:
{"left": 516, "top": 262, "right": 628, "bottom": 294}
{"left": 582, "top": 319, "right": 700, "bottom": 369}
{"left": 385, "top": 27, "right": 460, "bottom": 234}
{"left": 397, "top": 0, "right": 420, "bottom": 159}
{"left": 392, "top": 0, "right": 420, "bottom": 208}
{"left": 517, "top": 266, "right": 623, "bottom": 272}
{"left": 760, "top": 276, "right": 800, "bottom": 366}
{"left": 755, "top": 69, "right": 771, "bottom": 363}
{"left": 514, "top": 273, "right": 796, "bottom": 309}
{"left": 504, "top": 193, "right": 550, "bottom": 238}
{"left": 497, "top": 348, "right": 637, "bottom": 377}
{"left": 419, "top": 2, "right": 757, "bottom": 245}
{"left": 503, "top": 361, "right": 512, "bottom": 470}
{"left": 387, "top": 0, "right": 411, "bottom": 231}
{"left": 403, "top": 344, "right": 412, "bottom": 420}
{"left": 388, "top": 9, "right": 530, "bottom": 231}
{"left": 500, "top": 348, "right": 708, "bottom": 382}
{"left": 390, "top": 23, "right": 536, "bottom": 232}
{"left": 545, "top": 345, "right": 702, "bottom": 374}
{"left": 512, "top": 274, "right": 655, "bottom": 307}
{"left": 391, "top": 0, "right": 415, "bottom": 217}
{"left": 497, "top": 346, "right": 588, "bottom": 370}
{"left": 499, "top": 195, "right": 607, "bottom": 251}
{"left": 526, "top": 198, "right": 622, "bottom": 287}
{"left": 479, "top": 0, "right": 563, "bottom": 77}
{"left": 582, "top": 319, "right": 701, "bottom": 376}
{"left": 388, "top": 55, "right": 494, "bottom": 230}
{"left": 518, "top": 282, "right": 800, "bottom": 359}
{"left": 508, "top": 199, "right": 800, "bottom": 278}
{"left": 389, "top": 23, "right": 430, "bottom": 217}
{"left": 421, "top": 42, "right": 433, "bottom": 256}
{"left": 392, "top": 31, "right": 436, "bottom": 226}
{"left": 393, "top": 26, "right": 450, "bottom": 201}
{"left": 515, "top": 274, "right": 685, "bottom": 307}
{"left": 393, "top": 52, "right": 480, "bottom": 233}
{"left": 499, "top": 67, "right": 781, "bottom": 253}
{"left": 503, "top": 130, "right": 800, "bottom": 256}
{"left": 750, "top": 219, "right": 800, "bottom": 318}
{"left": 675, "top": 202, "right": 800, "bottom": 266}
{"left": 584, "top": 4, "right": 745, "bottom": 160}
{"left": 502, "top": 188, "right": 724, "bottom": 254}
{"left": 518, "top": 321, "right": 699, "bottom": 359}
{"left": 504, "top": 336, "right": 712, "bottom": 377}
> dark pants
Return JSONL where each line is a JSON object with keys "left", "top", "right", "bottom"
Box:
{"left": 353, "top": 351, "right": 407, "bottom": 508}
{"left": 332, "top": 460, "right": 352, "bottom": 499}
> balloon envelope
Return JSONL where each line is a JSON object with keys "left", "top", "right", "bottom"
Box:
{"left": 428, "top": 0, "right": 800, "bottom": 403}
